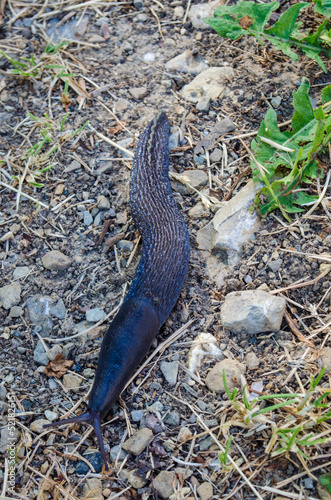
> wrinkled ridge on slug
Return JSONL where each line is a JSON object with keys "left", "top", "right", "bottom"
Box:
{"left": 43, "top": 111, "right": 190, "bottom": 469}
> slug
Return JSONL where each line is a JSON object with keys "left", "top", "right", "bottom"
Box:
{"left": 44, "top": 111, "right": 190, "bottom": 469}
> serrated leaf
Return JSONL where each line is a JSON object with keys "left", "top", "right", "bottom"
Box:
{"left": 321, "top": 84, "right": 331, "bottom": 104}
{"left": 314, "top": 0, "right": 331, "bottom": 18}
{"left": 265, "top": 3, "right": 309, "bottom": 39}
{"left": 292, "top": 79, "right": 314, "bottom": 133}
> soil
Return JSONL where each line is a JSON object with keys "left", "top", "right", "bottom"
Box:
{"left": 0, "top": 1, "right": 330, "bottom": 499}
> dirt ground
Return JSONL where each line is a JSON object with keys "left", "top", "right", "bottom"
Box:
{"left": 0, "top": 0, "right": 330, "bottom": 499}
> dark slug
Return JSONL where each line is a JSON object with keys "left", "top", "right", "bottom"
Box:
{"left": 44, "top": 111, "right": 190, "bottom": 469}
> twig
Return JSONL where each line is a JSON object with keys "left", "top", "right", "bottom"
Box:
{"left": 0, "top": 180, "right": 49, "bottom": 209}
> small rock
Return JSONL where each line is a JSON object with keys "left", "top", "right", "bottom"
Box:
{"left": 42, "top": 251, "right": 72, "bottom": 271}
{"left": 94, "top": 212, "right": 103, "bottom": 227}
{"left": 210, "top": 148, "right": 223, "bottom": 162}
{"left": 86, "top": 308, "right": 106, "bottom": 322}
{"left": 131, "top": 410, "right": 144, "bottom": 422}
{"left": 133, "top": 0, "right": 143, "bottom": 7}
{"left": 63, "top": 373, "right": 82, "bottom": 389}
{"left": 271, "top": 96, "right": 282, "bottom": 108}
{"left": 165, "top": 49, "right": 208, "bottom": 75}
{"left": 189, "top": 202, "right": 209, "bottom": 219}
{"left": 172, "top": 169, "right": 208, "bottom": 195}
{"left": 197, "top": 481, "right": 213, "bottom": 500}
{"left": 174, "top": 5, "right": 184, "bottom": 18}
{"left": 75, "top": 452, "right": 103, "bottom": 474}
{"left": 97, "top": 195, "right": 110, "bottom": 210}
{"left": 145, "top": 413, "right": 163, "bottom": 433}
{"left": 54, "top": 184, "right": 65, "bottom": 195}
{"left": 177, "top": 427, "right": 192, "bottom": 442}
{"left": 83, "top": 210, "right": 93, "bottom": 226}
{"left": 64, "top": 159, "right": 81, "bottom": 173}
{"left": 82, "top": 478, "right": 103, "bottom": 500}
{"left": 268, "top": 259, "right": 283, "bottom": 273}
{"left": 30, "top": 419, "right": 51, "bottom": 433}
{"left": 189, "top": 0, "right": 224, "bottom": 30}
{"left": 122, "top": 428, "right": 154, "bottom": 455}
{"left": 196, "top": 96, "right": 211, "bottom": 112}
{"left": 129, "top": 87, "right": 148, "bottom": 100}
{"left": 0, "top": 283, "right": 21, "bottom": 310}
{"left": 221, "top": 290, "right": 286, "bottom": 334}
{"left": 9, "top": 306, "right": 23, "bottom": 317}
{"left": 205, "top": 358, "right": 246, "bottom": 393}
{"left": 114, "top": 98, "right": 130, "bottom": 113}
{"left": 13, "top": 266, "right": 30, "bottom": 279}
{"left": 44, "top": 410, "right": 58, "bottom": 421}
{"left": 121, "top": 469, "right": 147, "bottom": 488}
{"left": 153, "top": 471, "right": 176, "bottom": 499}
{"left": 49, "top": 298, "right": 66, "bottom": 320}
{"left": 169, "top": 130, "right": 181, "bottom": 150}
{"left": 117, "top": 240, "right": 134, "bottom": 253}
{"left": 0, "top": 425, "right": 20, "bottom": 453}
{"left": 34, "top": 342, "right": 48, "bottom": 366}
{"left": 164, "top": 411, "right": 180, "bottom": 426}
{"left": 137, "top": 13, "right": 148, "bottom": 22}
{"left": 46, "top": 345, "right": 62, "bottom": 361}
{"left": 180, "top": 67, "right": 234, "bottom": 103}
{"left": 0, "top": 386, "right": 6, "bottom": 401}
{"left": 320, "top": 347, "right": 331, "bottom": 373}
{"left": 160, "top": 361, "right": 178, "bottom": 385}
{"left": 110, "top": 444, "right": 127, "bottom": 461}
{"left": 246, "top": 352, "right": 260, "bottom": 369}
{"left": 195, "top": 118, "right": 236, "bottom": 153}
{"left": 149, "top": 401, "right": 164, "bottom": 412}
{"left": 199, "top": 436, "right": 214, "bottom": 451}
{"left": 143, "top": 52, "right": 156, "bottom": 62}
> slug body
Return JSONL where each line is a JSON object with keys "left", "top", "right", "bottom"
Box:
{"left": 44, "top": 112, "right": 190, "bottom": 468}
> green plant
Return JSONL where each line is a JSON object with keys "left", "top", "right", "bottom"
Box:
{"left": 249, "top": 79, "right": 331, "bottom": 220}
{"left": 204, "top": 1, "right": 331, "bottom": 72}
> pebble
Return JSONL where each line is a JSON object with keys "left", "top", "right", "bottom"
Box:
{"left": 46, "top": 345, "right": 62, "bottom": 361}
{"left": 83, "top": 210, "right": 93, "bottom": 226}
{"left": 30, "top": 419, "right": 51, "bottom": 433}
{"left": 49, "top": 299, "right": 66, "bottom": 319}
{"left": 271, "top": 96, "right": 282, "bottom": 108}
{"left": 13, "top": 266, "right": 30, "bottom": 279}
{"left": 172, "top": 169, "right": 208, "bottom": 195}
{"left": 120, "top": 469, "right": 147, "bottom": 488}
{"left": 114, "top": 98, "right": 129, "bottom": 113}
{"left": 9, "top": 306, "right": 23, "bottom": 317}
{"left": 117, "top": 240, "right": 134, "bottom": 253}
{"left": 199, "top": 436, "right": 214, "bottom": 451}
{"left": 320, "top": 347, "right": 331, "bottom": 373}
{"left": 94, "top": 212, "right": 103, "bottom": 227}
{"left": 133, "top": 0, "right": 143, "bottom": 8}
{"left": 0, "top": 386, "right": 6, "bottom": 401}
{"left": 64, "top": 159, "right": 81, "bottom": 172}
{"left": 189, "top": 202, "right": 209, "bottom": 219}
{"left": 0, "top": 426, "right": 20, "bottom": 453}
{"left": 197, "top": 481, "right": 213, "bottom": 500}
{"left": 129, "top": 87, "right": 148, "bottom": 100}
{"left": 143, "top": 52, "right": 156, "bottom": 62}
{"left": 165, "top": 49, "right": 208, "bottom": 75}
{"left": 97, "top": 195, "right": 110, "bottom": 209}
{"left": 169, "top": 130, "right": 181, "bottom": 150}
{"left": 246, "top": 352, "right": 260, "bottom": 369}
{"left": 82, "top": 478, "right": 103, "bottom": 500}
{"left": 153, "top": 471, "right": 176, "bottom": 499}
{"left": 95, "top": 16, "right": 109, "bottom": 26}
{"left": 174, "top": 5, "right": 184, "bottom": 18}
{"left": 137, "top": 13, "right": 148, "bottom": 22}
{"left": 42, "top": 250, "right": 72, "bottom": 271}
{"left": 177, "top": 427, "right": 192, "bottom": 442}
{"left": 34, "top": 342, "right": 48, "bottom": 366}
{"left": 160, "top": 361, "right": 178, "bottom": 385}
{"left": 63, "top": 373, "right": 82, "bottom": 389}
{"left": 205, "top": 358, "right": 246, "bottom": 393}
{"left": 268, "top": 259, "right": 283, "bottom": 273}
{"left": 54, "top": 184, "right": 65, "bottom": 195}
{"left": 164, "top": 411, "right": 180, "bottom": 426}
{"left": 44, "top": 410, "right": 58, "bottom": 421}
{"left": 110, "top": 444, "right": 127, "bottom": 461}
{"left": 86, "top": 308, "right": 106, "bottom": 322}
{"left": 196, "top": 96, "right": 211, "bottom": 112}
{"left": 75, "top": 452, "right": 103, "bottom": 474}
{"left": 131, "top": 409, "right": 144, "bottom": 422}
{"left": 180, "top": 67, "right": 234, "bottom": 103}
{"left": 122, "top": 428, "right": 154, "bottom": 455}
{"left": 221, "top": 290, "right": 286, "bottom": 334}
{"left": 149, "top": 401, "right": 164, "bottom": 412}
{"left": 188, "top": 0, "right": 224, "bottom": 29}
{"left": 0, "top": 283, "right": 21, "bottom": 310}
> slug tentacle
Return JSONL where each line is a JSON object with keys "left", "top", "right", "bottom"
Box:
{"left": 44, "top": 112, "right": 190, "bottom": 469}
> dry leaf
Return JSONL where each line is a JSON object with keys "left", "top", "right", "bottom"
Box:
{"left": 108, "top": 120, "right": 127, "bottom": 135}
{"left": 239, "top": 15, "right": 253, "bottom": 29}
{"left": 44, "top": 353, "right": 74, "bottom": 378}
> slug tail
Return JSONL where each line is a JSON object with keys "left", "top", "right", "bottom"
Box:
{"left": 43, "top": 410, "right": 109, "bottom": 470}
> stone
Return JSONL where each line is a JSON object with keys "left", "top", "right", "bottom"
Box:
{"left": 195, "top": 118, "right": 236, "bottom": 153}
{"left": 131, "top": 410, "right": 144, "bottom": 422}
{"left": 121, "top": 469, "right": 147, "bottom": 488}
{"left": 188, "top": 0, "right": 225, "bottom": 30}
{"left": 143, "top": 52, "right": 156, "bottom": 62}
{"left": 164, "top": 411, "right": 180, "bottom": 426}
{"left": 49, "top": 299, "right": 66, "bottom": 319}
{"left": 110, "top": 444, "right": 127, "bottom": 461}
{"left": 63, "top": 373, "right": 82, "bottom": 389}
{"left": 86, "top": 308, "right": 106, "bottom": 322}
{"left": 189, "top": 202, "right": 209, "bottom": 219}
{"left": 268, "top": 259, "right": 283, "bottom": 273}
{"left": 246, "top": 352, "right": 260, "bottom": 369}
{"left": 0, "top": 386, "right": 6, "bottom": 401}
{"left": 196, "top": 180, "right": 262, "bottom": 286}
{"left": 180, "top": 67, "right": 234, "bottom": 103}
{"left": 0, "top": 425, "right": 20, "bottom": 453}
{"left": 160, "top": 361, "right": 178, "bottom": 385}
{"left": 13, "top": 266, "right": 30, "bottom": 279}
{"left": 271, "top": 96, "right": 282, "bottom": 108}
{"left": 75, "top": 452, "right": 102, "bottom": 474}
{"left": 64, "top": 159, "right": 81, "bottom": 172}
{"left": 122, "top": 428, "right": 153, "bottom": 455}
{"left": 97, "top": 195, "right": 110, "bottom": 209}
{"left": 196, "top": 96, "right": 211, "bottom": 112}
{"left": 42, "top": 250, "right": 72, "bottom": 271}
{"left": 34, "top": 342, "right": 48, "bottom": 366}
{"left": 320, "top": 347, "right": 331, "bottom": 373}
{"left": 197, "top": 482, "right": 213, "bottom": 500}
{"left": 44, "top": 410, "right": 58, "bottom": 421}
{"left": 171, "top": 169, "right": 208, "bottom": 195}
{"left": 205, "top": 358, "right": 246, "bottom": 393}
{"left": 129, "top": 87, "right": 148, "bottom": 100}
{"left": 153, "top": 471, "right": 176, "bottom": 499}
{"left": 165, "top": 49, "right": 208, "bottom": 75}
{"left": 177, "top": 427, "right": 192, "bottom": 442}
{"left": 0, "top": 283, "right": 21, "bottom": 310}
{"left": 117, "top": 240, "right": 134, "bottom": 253}
{"left": 82, "top": 478, "right": 103, "bottom": 500}
{"left": 174, "top": 5, "right": 184, "bottom": 18}
{"left": 114, "top": 98, "right": 130, "bottom": 113}
{"left": 199, "top": 436, "right": 214, "bottom": 451}
{"left": 9, "top": 306, "right": 23, "bottom": 317}
{"left": 83, "top": 210, "right": 93, "bottom": 226}
{"left": 30, "top": 419, "right": 51, "bottom": 433}
{"left": 46, "top": 345, "right": 62, "bottom": 361}
{"left": 221, "top": 290, "right": 286, "bottom": 334}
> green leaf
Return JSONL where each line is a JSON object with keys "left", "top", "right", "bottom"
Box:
{"left": 314, "top": 0, "right": 331, "bottom": 17}
{"left": 292, "top": 79, "right": 314, "bottom": 133}
{"left": 319, "top": 472, "right": 331, "bottom": 494}
{"left": 321, "top": 84, "right": 331, "bottom": 104}
{"left": 265, "top": 3, "right": 308, "bottom": 39}
{"left": 203, "top": 0, "right": 279, "bottom": 41}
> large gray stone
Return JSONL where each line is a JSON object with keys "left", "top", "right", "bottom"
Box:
{"left": 221, "top": 290, "right": 286, "bottom": 334}
{"left": 0, "top": 283, "right": 21, "bottom": 310}
{"left": 165, "top": 49, "right": 208, "bottom": 75}
{"left": 180, "top": 67, "right": 234, "bottom": 103}
{"left": 42, "top": 250, "right": 72, "bottom": 270}
{"left": 188, "top": 0, "right": 225, "bottom": 30}
{"left": 196, "top": 180, "right": 262, "bottom": 286}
